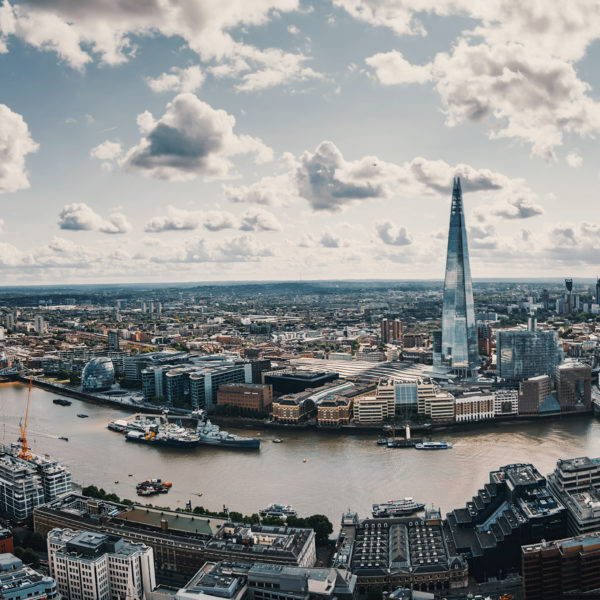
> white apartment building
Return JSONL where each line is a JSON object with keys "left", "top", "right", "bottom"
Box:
{"left": 493, "top": 389, "right": 519, "bottom": 416}
{"left": 48, "top": 529, "right": 155, "bottom": 600}
{"left": 455, "top": 394, "right": 494, "bottom": 423}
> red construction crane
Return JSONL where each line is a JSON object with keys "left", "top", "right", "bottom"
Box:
{"left": 17, "top": 378, "right": 33, "bottom": 460}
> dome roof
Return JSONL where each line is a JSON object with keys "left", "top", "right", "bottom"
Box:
{"left": 82, "top": 357, "right": 115, "bottom": 391}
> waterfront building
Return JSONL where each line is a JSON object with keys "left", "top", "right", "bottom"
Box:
{"left": 203, "top": 523, "right": 316, "bottom": 568}
{"left": 496, "top": 329, "right": 562, "bottom": 381}
{"left": 124, "top": 351, "right": 189, "bottom": 386}
{"left": 317, "top": 396, "right": 352, "bottom": 426}
{"left": 380, "top": 319, "right": 403, "bottom": 345}
{"left": 416, "top": 383, "right": 436, "bottom": 415}
{"left": 548, "top": 456, "right": 600, "bottom": 536}
{"left": 0, "top": 553, "right": 58, "bottom": 600}
{"left": 556, "top": 361, "right": 591, "bottom": 411}
{"left": 444, "top": 463, "right": 567, "bottom": 580}
{"left": 175, "top": 561, "right": 249, "bottom": 600}
{"left": 0, "top": 446, "right": 71, "bottom": 522}
{"left": 263, "top": 371, "right": 338, "bottom": 395}
{"left": 334, "top": 512, "right": 468, "bottom": 594}
{"left": 217, "top": 383, "right": 273, "bottom": 413}
{"left": 81, "top": 356, "right": 115, "bottom": 391}
{"left": 35, "top": 494, "right": 228, "bottom": 582}
{"left": 353, "top": 395, "right": 392, "bottom": 424}
{"left": 377, "top": 379, "right": 418, "bottom": 416}
{"left": 454, "top": 394, "right": 494, "bottom": 422}
{"left": 522, "top": 533, "right": 600, "bottom": 600}
{"left": 107, "top": 329, "right": 120, "bottom": 351}
{"left": 493, "top": 389, "right": 519, "bottom": 416}
{"left": 434, "top": 177, "right": 479, "bottom": 378}
{"left": 48, "top": 528, "right": 156, "bottom": 600}
{"left": 518, "top": 375, "right": 552, "bottom": 415}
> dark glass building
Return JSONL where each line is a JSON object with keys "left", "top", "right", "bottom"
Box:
{"left": 81, "top": 357, "right": 115, "bottom": 391}
{"left": 435, "top": 177, "right": 478, "bottom": 377}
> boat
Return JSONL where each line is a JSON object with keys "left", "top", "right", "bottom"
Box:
{"left": 376, "top": 438, "right": 389, "bottom": 445}
{"left": 58, "top": 436, "right": 69, "bottom": 442}
{"left": 196, "top": 416, "right": 260, "bottom": 449}
{"left": 114, "top": 481, "right": 119, "bottom": 484}
{"left": 128, "top": 473, "right": 134, "bottom": 477}
{"left": 107, "top": 419, "right": 129, "bottom": 433}
{"left": 414, "top": 441, "right": 453, "bottom": 450}
{"left": 125, "top": 429, "right": 199, "bottom": 448}
{"left": 259, "top": 503, "right": 296, "bottom": 518}
{"left": 77, "top": 414, "right": 89, "bottom": 418}
{"left": 136, "top": 479, "right": 172, "bottom": 495}
{"left": 53, "top": 399, "right": 72, "bottom": 406}
{"left": 386, "top": 439, "right": 420, "bottom": 448}
{"left": 272, "top": 438, "right": 283, "bottom": 443}
{"left": 372, "top": 498, "right": 426, "bottom": 517}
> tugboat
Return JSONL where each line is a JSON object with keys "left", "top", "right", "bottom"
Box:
{"left": 372, "top": 498, "right": 426, "bottom": 517}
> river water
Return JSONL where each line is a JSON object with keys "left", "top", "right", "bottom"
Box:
{"left": 1, "top": 382, "right": 598, "bottom": 524}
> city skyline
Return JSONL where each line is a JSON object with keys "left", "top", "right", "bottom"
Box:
{"left": 2, "top": 1, "right": 600, "bottom": 284}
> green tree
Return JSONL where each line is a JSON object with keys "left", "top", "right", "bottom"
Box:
{"left": 366, "top": 587, "right": 383, "bottom": 600}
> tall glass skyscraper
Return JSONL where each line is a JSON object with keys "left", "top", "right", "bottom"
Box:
{"left": 435, "top": 177, "right": 479, "bottom": 377}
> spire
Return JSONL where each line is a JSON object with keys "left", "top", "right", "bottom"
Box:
{"left": 451, "top": 177, "right": 462, "bottom": 213}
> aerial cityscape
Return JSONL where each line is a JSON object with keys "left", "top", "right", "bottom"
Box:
{"left": 2, "top": 2, "right": 600, "bottom": 600}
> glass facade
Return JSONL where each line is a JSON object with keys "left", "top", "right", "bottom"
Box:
{"left": 497, "top": 329, "right": 562, "bottom": 381}
{"left": 437, "top": 177, "right": 479, "bottom": 377}
{"left": 81, "top": 357, "right": 115, "bottom": 391}
{"left": 394, "top": 382, "right": 418, "bottom": 408}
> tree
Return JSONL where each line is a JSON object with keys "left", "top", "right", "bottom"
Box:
{"left": 366, "top": 587, "right": 383, "bottom": 600}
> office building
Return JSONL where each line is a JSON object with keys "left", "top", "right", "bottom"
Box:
{"left": 556, "top": 362, "right": 591, "bottom": 411}
{"left": 497, "top": 329, "right": 562, "bottom": 381}
{"left": 417, "top": 385, "right": 455, "bottom": 423}
{"left": 0, "top": 447, "right": 71, "bottom": 522}
{"left": 454, "top": 394, "right": 494, "bottom": 422}
{"left": 380, "top": 319, "right": 403, "bottom": 344}
{"left": 493, "top": 389, "right": 518, "bottom": 416}
{"left": 317, "top": 396, "right": 353, "bottom": 426}
{"left": 264, "top": 371, "right": 338, "bottom": 395}
{"left": 0, "top": 553, "right": 58, "bottom": 600}
{"left": 477, "top": 324, "right": 492, "bottom": 357}
{"left": 444, "top": 463, "right": 567, "bottom": 580}
{"left": 107, "top": 329, "right": 120, "bottom": 351}
{"left": 5, "top": 313, "right": 15, "bottom": 330}
{"left": 353, "top": 395, "right": 393, "bottom": 423}
{"left": 48, "top": 528, "right": 156, "bottom": 600}
{"left": 522, "top": 533, "right": 600, "bottom": 600}
{"left": 203, "top": 522, "right": 316, "bottom": 568}
{"left": 435, "top": 177, "right": 479, "bottom": 378}
{"left": 217, "top": 383, "right": 273, "bottom": 413}
{"left": 548, "top": 456, "right": 600, "bottom": 536}
{"left": 334, "top": 511, "right": 468, "bottom": 594}
{"left": 81, "top": 357, "right": 115, "bottom": 392}
{"left": 518, "top": 375, "right": 553, "bottom": 415}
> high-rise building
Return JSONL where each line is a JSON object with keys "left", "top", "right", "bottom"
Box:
{"left": 518, "top": 375, "right": 552, "bottom": 415}
{"left": 5, "top": 313, "right": 14, "bottom": 331}
{"left": 497, "top": 329, "right": 562, "bottom": 381}
{"left": 107, "top": 329, "right": 120, "bottom": 351}
{"left": 0, "top": 553, "right": 58, "bottom": 600}
{"left": 380, "top": 318, "right": 403, "bottom": 344}
{"left": 596, "top": 278, "right": 600, "bottom": 306}
{"left": 435, "top": 177, "right": 478, "bottom": 377}
{"left": 556, "top": 362, "right": 591, "bottom": 411}
{"left": 48, "top": 528, "right": 155, "bottom": 600}
{"left": 33, "top": 315, "right": 45, "bottom": 334}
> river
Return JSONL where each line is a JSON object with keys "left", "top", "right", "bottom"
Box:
{"left": 1, "top": 382, "right": 598, "bottom": 524}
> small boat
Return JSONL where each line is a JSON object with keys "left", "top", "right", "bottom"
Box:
{"left": 53, "top": 399, "right": 72, "bottom": 406}
{"left": 197, "top": 493, "right": 203, "bottom": 496}
{"left": 272, "top": 438, "right": 283, "bottom": 443}
{"left": 114, "top": 481, "right": 119, "bottom": 484}
{"left": 128, "top": 474, "right": 134, "bottom": 477}
{"left": 376, "top": 438, "right": 389, "bottom": 446}
{"left": 77, "top": 414, "right": 89, "bottom": 418}
{"left": 415, "top": 441, "right": 453, "bottom": 450}
{"left": 58, "top": 436, "right": 69, "bottom": 442}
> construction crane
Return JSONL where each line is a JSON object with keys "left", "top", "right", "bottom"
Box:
{"left": 17, "top": 378, "right": 33, "bottom": 460}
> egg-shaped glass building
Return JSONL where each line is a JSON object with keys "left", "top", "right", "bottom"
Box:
{"left": 82, "top": 357, "right": 115, "bottom": 391}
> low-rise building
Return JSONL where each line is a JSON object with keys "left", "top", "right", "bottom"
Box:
{"left": 353, "top": 396, "right": 392, "bottom": 424}
{"left": 217, "top": 383, "right": 273, "bottom": 413}
{"left": 48, "top": 528, "right": 156, "bottom": 600}
{"left": 0, "top": 553, "right": 58, "bottom": 600}
{"left": 493, "top": 388, "right": 518, "bottom": 416}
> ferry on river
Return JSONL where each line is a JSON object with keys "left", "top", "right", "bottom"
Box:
{"left": 259, "top": 503, "right": 297, "bottom": 519}
{"left": 372, "top": 498, "right": 425, "bottom": 517}
{"left": 414, "top": 441, "right": 453, "bottom": 450}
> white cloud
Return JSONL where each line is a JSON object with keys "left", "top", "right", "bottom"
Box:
{"left": 366, "top": 50, "right": 433, "bottom": 84}
{"left": 566, "top": 151, "right": 583, "bottom": 168}
{"left": 0, "top": 104, "right": 39, "bottom": 194}
{"left": 223, "top": 173, "right": 298, "bottom": 206}
{"left": 375, "top": 220, "right": 412, "bottom": 245}
{"left": 203, "top": 210, "right": 238, "bottom": 232}
{"left": 90, "top": 140, "right": 122, "bottom": 168}
{"left": 239, "top": 207, "right": 281, "bottom": 231}
{"left": 319, "top": 230, "right": 348, "bottom": 248}
{"left": 121, "top": 93, "right": 273, "bottom": 181}
{"left": 147, "top": 65, "right": 205, "bottom": 94}
{"left": 144, "top": 206, "right": 201, "bottom": 233}
{"left": 58, "top": 203, "right": 131, "bottom": 234}
{"left": 0, "top": 1, "right": 320, "bottom": 91}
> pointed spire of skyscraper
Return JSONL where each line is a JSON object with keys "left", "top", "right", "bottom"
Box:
{"left": 434, "top": 176, "right": 478, "bottom": 378}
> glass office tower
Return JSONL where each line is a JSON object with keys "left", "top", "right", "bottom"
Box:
{"left": 436, "top": 177, "right": 479, "bottom": 377}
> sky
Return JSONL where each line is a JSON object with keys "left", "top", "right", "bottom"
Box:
{"left": 1, "top": 0, "right": 600, "bottom": 285}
